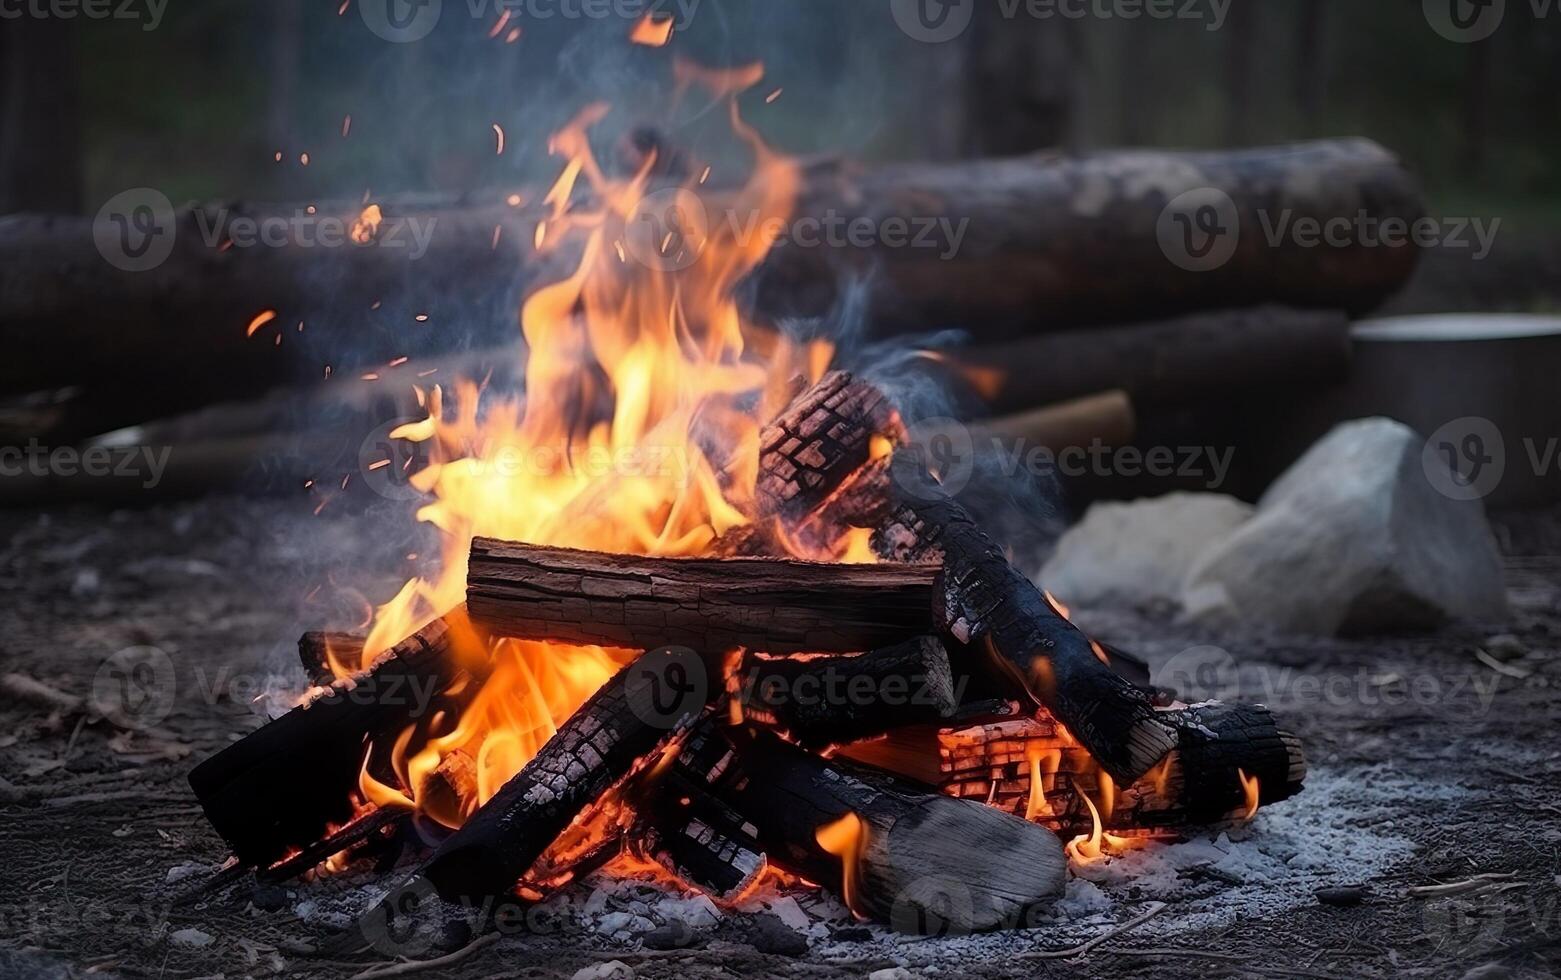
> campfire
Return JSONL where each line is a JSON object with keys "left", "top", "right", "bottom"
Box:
{"left": 187, "top": 63, "right": 1305, "bottom": 946}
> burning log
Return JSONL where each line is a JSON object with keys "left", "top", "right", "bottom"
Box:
{"left": 297, "top": 631, "right": 364, "bottom": 689}
{"left": 839, "top": 702, "right": 1306, "bottom": 836}
{"left": 754, "top": 369, "right": 901, "bottom": 521}
{"left": 465, "top": 538, "right": 937, "bottom": 655}
{"left": 188, "top": 612, "right": 473, "bottom": 866}
{"left": 875, "top": 458, "right": 1178, "bottom": 786}
{"left": 675, "top": 723, "right": 1067, "bottom": 934}
{"left": 734, "top": 637, "right": 961, "bottom": 748}
{"left": 947, "top": 306, "right": 1353, "bottom": 416}
{"left": 634, "top": 772, "right": 767, "bottom": 902}
{"left": 401, "top": 645, "right": 712, "bottom": 906}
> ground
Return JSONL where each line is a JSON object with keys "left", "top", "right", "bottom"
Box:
{"left": 1, "top": 498, "right": 1559, "bottom": 980}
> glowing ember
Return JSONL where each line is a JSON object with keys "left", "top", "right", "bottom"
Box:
{"left": 629, "top": 13, "right": 674, "bottom": 47}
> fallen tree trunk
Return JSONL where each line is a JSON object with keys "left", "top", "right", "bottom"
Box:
{"left": 675, "top": 723, "right": 1067, "bottom": 934}
{"left": 465, "top": 538, "right": 937, "bottom": 655}
{"left": 947, "top": 306, "right": 1353, "bottom": 416}
{"left": 0, "top": 140, "right": 1417, "bottom": 423}
{"left": 756, "top": 139, "right": 1421, "bottom": 335}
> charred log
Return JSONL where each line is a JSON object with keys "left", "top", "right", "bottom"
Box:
{"left": 188, "top": 613, "right": 473, "bottom": 866}
{"left": 876, "top": 458, "right": 1178, "bottom": 786}
{"left": 634, "top": 772, "right": 767, "bottom": 902}
{"left": 675, "top": 723, "right": 1066, "bottom": 934}
{"left": 734, "top": 637, "right": 960, "bottom": 748}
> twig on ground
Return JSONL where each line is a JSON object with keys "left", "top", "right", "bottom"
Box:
{"left": 1017, "top": 902, "right": 1168, "bottom": 960}
{"left": 1407, "top": 872, "right": 1519, "bottom": 898}
{"left": 347, "top": 932, "right": 501, "bottom": 980}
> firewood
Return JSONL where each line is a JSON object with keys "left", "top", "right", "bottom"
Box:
{"left": 674, "top": 723, "right": 1066, "bottom": 934}
{"left": 876, "top": 457, "right": 1178, "bottom": 787}
{"left": 634, "top": 772, "right": 767, "bottom": 902}
{"left": 465, "top": 538, "right": 936, "bottom": 655}
{"left": 734, "top": 637, "right": 960, "bottom": 748}
{"left": 947, "top": 306, "right": 1352, "bottom": 416}
{"left": 838, "top": 702, "right": 1306, "bottom": 836}
{"left": 754, "top": 370, "right": 901, "bottom": 521}
{"left": 400, "top": 645, "right": 713, "bottom": 906}
{"left": 298, "top": 631, "right": 365, "bottom": 688}
{"left": 188, "top": 612, "right": 473, "bottom": 866}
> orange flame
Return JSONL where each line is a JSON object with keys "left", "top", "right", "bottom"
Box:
{"left": 815, "top": 811, "right": 869, "bottom": 918}
{"left": 1237, "top": 768, "right": 1260, "bottom": 822}
{"left": 629, "top": 13, "right": 673, "bottom": 46}
{"left": 343, "top": 63, "right": 841, "bottom": 827}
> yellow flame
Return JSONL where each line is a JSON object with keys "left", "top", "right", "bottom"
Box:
{"left": 816, "top": 812, "right": 869, "bottom": 918}
{"left": 1237, "top": 768, "right": 1260, "bottom": 822}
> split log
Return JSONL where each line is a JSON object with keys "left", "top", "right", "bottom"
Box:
{"left": 406, "top": 645, "right": 712, "bottom": 905}
{"left": 188, "top": 612, "right": 474, "bottom": 866}
{"left": 946, "top": 306, "right": 1353, "bottom": 416}
{"left": 875, "top": 457, "right": 1178, "bottom": 786}
{"left": 675, "top": 723, "right": 1066, "bottom": 934}
{"left": 0, "top": 141, "right": 1418, "bottom": 420}
{"left": 634, "top": 772, "right": 767, "bottom": 902}
{"left": 465, "top": 538, "right": 937, "bottom": 655}
{"left": 734, "top": 637, "right": 960, "bottom": 748}
{"left": 838, "top": 703, "right": 1306, "bottom": 836}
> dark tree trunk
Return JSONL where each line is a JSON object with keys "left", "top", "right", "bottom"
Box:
{"left": 0, "top": 18, "right": 81, "bottom": 214}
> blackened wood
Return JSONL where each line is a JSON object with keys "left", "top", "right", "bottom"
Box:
{"left": 635, "top": 772, "right": 766, "bottom": 902}
{"left": 755, "top": 370, "right": 901, "bottom": 521}
{"left": 412, "top": 645, "right": 711, "bottom": 904}
{"left": 466, "top": 538, "right": 936, "bottom": 655}
{"left": 676, "top": 724, "right": 1066, "bottom": 933}
{"left": 1168, "top": 702, "right": 1305, "bottom": 824}
{"left": 298, "top": 631, "right": 365, "bottom": 688}
{"left": 735, "top": 637, "right": 959, "bottom": 748}
{"left": 949, "top": 306, "right": 1353, "bottom": 416}
{"left": 878, "top": 458, "right": 1177, "bottom": 786}
{"left": 259, "top": 806, "right": 406, "bottom": 883}
{"left": 189, "top": 614, "right": 465, "bottom": 866}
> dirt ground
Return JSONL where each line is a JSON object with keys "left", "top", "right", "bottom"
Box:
{"left": 1, "top": 497, "right": 1559, "bottom": 980}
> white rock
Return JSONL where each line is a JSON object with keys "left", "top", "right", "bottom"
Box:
{"left": 1039, "top": 493, "right": 1253, "bottom": 610}
{"left": 763, "top": 895, "right": 812, "bottom": 931}
{"left": 1182, "top": 418, "right": 1508, "bottom": 634}
{"left": 572, "top": 962, "right": 634, "bottom": 980}
{"left": 869, "top": 969, "right": 916, "bottom": 980}
{"left": 169, "top": 928, "right": 214, "bottom": 948}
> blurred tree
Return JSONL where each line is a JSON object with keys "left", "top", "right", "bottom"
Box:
{"left": 1295, "top": 0, "right": 1328, "bottom": 128}
{"left": 962, "top": 7, "right": 1078, "bottom": 154}
{"left": 0, "top": 18, "right": 82, "bottom": 213}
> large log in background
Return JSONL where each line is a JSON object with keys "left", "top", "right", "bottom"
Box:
{"left": 0, "top": 140, "right": 1418, "bottom": 436}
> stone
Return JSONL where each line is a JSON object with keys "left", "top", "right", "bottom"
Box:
{"left": 869, "top": 969, "right": 915, "bottom": 980}
{"left": 1182, "top": 418, "right": 1508, "bottom": 635}
{"left": 746, "top": 912, "right": 808, "bottom": 956}
{"left": 571, "top": 962, "right": 634, "bottom": 980}
{"left": 642, "top": 922, "right": 705, "bottom": 950}
{"left": 1038, "top": 493, "right": 1254, "bottom": 610}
